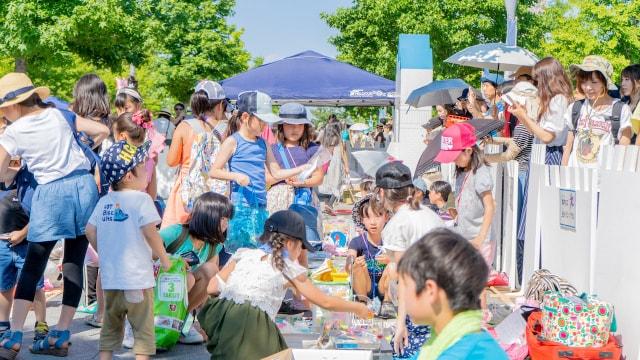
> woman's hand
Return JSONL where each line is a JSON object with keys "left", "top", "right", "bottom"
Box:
{"left": 509, "top": 101, "right": 528, "bottom": 121}
{"left": 393, "top": 320, "right": 409, "bottom": 355}
{"left": 8, "top": 229, "right": 27, "bottom": 247}
{"left": 234, "top": 173, "right": 250, "bottom": 187}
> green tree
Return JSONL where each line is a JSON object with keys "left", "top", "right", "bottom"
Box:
{"left": 322, "top": 0, "right": 640, "bottom": 84}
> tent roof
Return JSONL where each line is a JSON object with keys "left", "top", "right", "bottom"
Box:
{"left": 220, "top": 50, "right": 396, "bottom": 106}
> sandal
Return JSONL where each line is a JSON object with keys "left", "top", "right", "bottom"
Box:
{"left": 29, "top": 329, "right": 71, "bottom": 357}
{"left": 0, "top": 331, "right": 22, "bottom": 360}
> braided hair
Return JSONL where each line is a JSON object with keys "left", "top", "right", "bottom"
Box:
{"left": 259, "top": 231, "right": 289, "bottom": 274}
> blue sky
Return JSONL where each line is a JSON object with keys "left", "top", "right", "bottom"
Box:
{"left": 228, "top": 0, "right": 352, "bottom": 64}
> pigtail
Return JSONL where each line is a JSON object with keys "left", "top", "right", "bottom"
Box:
{"left": 407, "top": 186, "right": 422, "bottom": 210}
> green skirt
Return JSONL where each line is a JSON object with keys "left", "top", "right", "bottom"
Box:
{"left": 198, "top": 297, "right": 288, "bottom": 360}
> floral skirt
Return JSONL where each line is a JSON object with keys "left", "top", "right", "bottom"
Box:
{"left": 391, "top": 316, "right": 430, "bottom": 359}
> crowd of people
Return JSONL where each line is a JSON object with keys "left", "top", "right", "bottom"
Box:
{"left": 0, "top": 52, "right": 634, "bottom": 360}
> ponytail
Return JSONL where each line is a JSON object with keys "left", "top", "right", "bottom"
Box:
{"left": 114, "top": 110, "right": 152, "bottom": 143}
{"left": 190, "top": 90, "right": 223, "bottom": 122}
{"left": 380, "top": 185, "right": 422, "bottom": 211}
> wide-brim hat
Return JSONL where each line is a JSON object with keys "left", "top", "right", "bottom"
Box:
{"left": 570, "top": 55, "right": 617, "bottom": 90}
{"left": 0, "top": 73, "right": 50, "bottom": 109}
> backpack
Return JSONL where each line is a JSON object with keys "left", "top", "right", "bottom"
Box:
{"left": 571, "top": 99, "right": 624, "bottom": 144}
{"left": 180, "top": 119, "right": 228, "bottom": 211}
{"left": 59, "top": 109, "right": 109, "bottom": 197}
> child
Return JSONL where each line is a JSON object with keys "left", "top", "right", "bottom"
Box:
{"left": 209, "top": 91, "right": 309, "bottom": 258}
{"left": 85, "top": 140, "right": 171, "bottom": 360}
{"left": 412, "top": 177, "right": 428, "bottom": 205}
{"left": 160, "top": 192, "right": 233, "bottom": 344}
{"left": 427, "top": 181, "right": 456, "bottom": 227}
{"left": 398, "top": 228, "right": 507, "bottom": 359}
{"left": 434, "top": 123, "right": 496, "bottom": 266}
{"left": 374, "top": 162, "right": 444, "bottom": 359}
{"left": 348, "top": 195, "right": 393, "bottom": 315}
{"left": 198, "top": 210, "right": 371, "bottom": 360}
{"left": 267, "top": 102, "right": 324, "bottom": 214}
{"left": 0, "top": 73, "right": 109, "bottom": 359}
{"left": 114, "top": 76, "right": 143, "bottom": 116}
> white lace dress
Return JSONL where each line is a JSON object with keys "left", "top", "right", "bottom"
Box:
{"left": 220, "top": 248, "right": 307, "bottom": 321}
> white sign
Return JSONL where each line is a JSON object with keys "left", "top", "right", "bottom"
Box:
{"left": 559, "top": 189, "right": 576, "bottom": 231}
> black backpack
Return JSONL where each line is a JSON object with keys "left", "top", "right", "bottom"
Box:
{"left": 571, "top": 100, "right": 624, "bottom": 144}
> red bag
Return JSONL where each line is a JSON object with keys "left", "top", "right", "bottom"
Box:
{"left": 527, "top": 311, "right": 622, "bottom": 360}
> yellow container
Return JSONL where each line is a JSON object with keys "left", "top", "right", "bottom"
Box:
{"left": 331, "top": 272, "right": 349, "bottom": 282}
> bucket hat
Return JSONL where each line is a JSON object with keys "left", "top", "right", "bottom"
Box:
{"left": 570, "top": 55, "right": 617, "bottom": 90}
{"left": 0, "top": 73, "right": 50, "bottom": 108}
{"left": 279, "top": 102, "right": 311, "bottom": 125}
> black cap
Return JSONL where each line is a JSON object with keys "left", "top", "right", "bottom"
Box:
{"left": 376, "top": 161, "right": 413, "bottom": 189}
{"left": 264, "top": 210, "right": 315, "bottom": 251}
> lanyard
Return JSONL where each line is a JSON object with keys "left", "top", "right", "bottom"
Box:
{"left": 361, "top": 233, "right": 382, "bottom": 298}
{"left": 456, "top": 172, "right": 472, "bottom": 209}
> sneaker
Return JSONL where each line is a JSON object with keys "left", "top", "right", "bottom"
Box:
{"left": 34, "top": 321, "right": 49, "bottom": 341}
{"left": 122, "top": 321, "right": 134, "bottom": 349}
{"left": 179, "top": 323, "right": 204, "bottom": 345}
{"left": 85, "top": 314, "right": 103, "bottom": 328}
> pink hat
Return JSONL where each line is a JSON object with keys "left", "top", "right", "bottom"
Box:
{"left": 434, "top": 122, "right": 477, "bottom": 163}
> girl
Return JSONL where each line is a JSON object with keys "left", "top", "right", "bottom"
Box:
{"left": 160, "top": 192, "right": 233, "bottom": 344}
{"left": 374, "top": 162, "right": 444, "bottom": 359}
{"left": 564, "top": 56, "right": 632, "bottom": 167}
{"left": 71, "top": 74, "right": 110, "bottom": 128}
{"left": 621, "top": 64, "right": 640, "bottom": 114}
{"left": 0, "top": 73, "right": 109, "bottom": 358}
{"left": 114, "top": 76, "right": 142, "bottom": 116}
{"left": 198, "top": 210, "right": 371, "bottom": 360}
{"left": 267, "top": 102, "right": 324, "bottom": 215}
{"left": 163, "top": 80, "right": 229, "bottom": 229}
{"left": 209, "top": 91, "right": 309, "bottom": 257}
{"left": 511, "top": 57, "right": 572, "bottom": 166}
{"left": 434, "top": 123, "right": 495, "bottom": 263}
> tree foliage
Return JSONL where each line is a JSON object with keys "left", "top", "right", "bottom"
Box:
{"left": 0, "top": 0, "right": 250, "bottom": 109}
{"left": 322, "top": 0, "right": 640, "bottom": 84}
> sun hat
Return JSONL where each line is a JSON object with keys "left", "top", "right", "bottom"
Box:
{"left": 510, "top": 66, "right": 533, "bottom": 80}
{"left": 289, "top": 204, "right": 320, "bottom": 247}
{"left": 278, "top": 102, "right": 311, "bottom": 125}
{"left": 0, "top": 73, "right": 50, "bottom": 109}
{"left": 157, "top": 108, "right": 172, "bottom": 119}
{"left": 434, "top": 122, "right": 477, "bottom": 164}
{"left": 237, "top": 90, "right": 279, "bottom": 124}
{"left": 481, "top": 69, "right": 505, "bottom": 86}
{"left": 100, "top": 140, "right": 151, "bottom": 185}
{"left": 195, "top": 80, "right": 227, "bottom": 100}
{"left": 375, "top": 161, "right": 413, "bottom": 189}
{"left": 569, "top": 55, "right": 617, "bottom": 90}
{"left": 264, "top": 209, "right": 315, "bottom": 251}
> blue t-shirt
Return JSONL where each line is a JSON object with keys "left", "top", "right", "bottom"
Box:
{"left": 229, "top": 132, "right": 267, "bottom": 206}
{"left": 436, "top": 331, "right": 508, "bottom": 360}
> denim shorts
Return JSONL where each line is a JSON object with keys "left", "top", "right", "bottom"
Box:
{"left": 28, "top": 171, "right": 98, "bottom": 242}
{"left": 0, "top": 241, "right": 44, "bottom": 292}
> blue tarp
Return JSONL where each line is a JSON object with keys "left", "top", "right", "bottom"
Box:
{"left": 220, "top": 50, "right": 395, "bottom": 106}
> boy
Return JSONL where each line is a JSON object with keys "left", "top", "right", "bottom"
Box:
{"left": 427, "top": 181, "right": 456, "bottom": 227}
{"left": 86, "top": 141, "right": 171, "bottom": 360}
{"left": 348, "top": 195, "right": 394, "bottom": 317}
{"left": 397, "top": 229, "right": 507, "bottom": 359}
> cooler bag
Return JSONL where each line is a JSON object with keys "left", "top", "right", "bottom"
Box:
{"left": 527, "top": 311, "right": 622, "bottom": 360}
{"left": 541, "top": 291, "right": 614, "bottom": 347}
{"left": 154, "top": 256, "right": 188, "bottom": 350}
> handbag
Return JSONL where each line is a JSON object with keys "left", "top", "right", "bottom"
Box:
{"left": 226, "top": 187, "right": 269, "bottom": 253}
{"left": 276, "top": 144, "right": 313, "bottom": 206}
{"left": 541, "top": 292, "right": 614, "bottom": 347}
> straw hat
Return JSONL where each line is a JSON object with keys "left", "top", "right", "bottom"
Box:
{"left": 0, "top": 73, "right": 50, "bottom": 109}
{"left": 569, "top": 56, "right": 617, "bottom": 90}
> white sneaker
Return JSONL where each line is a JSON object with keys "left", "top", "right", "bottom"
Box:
{"left": 179, "top": 323, "right": 204, "bottom": 345}
{"left": 123, "top": 321, "right": 134, "bottom": 349}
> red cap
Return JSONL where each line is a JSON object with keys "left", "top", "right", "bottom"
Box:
{"left": 434, "top": 122, "right": 477, "bottom": 163}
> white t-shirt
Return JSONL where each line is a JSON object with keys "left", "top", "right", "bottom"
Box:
{"left": 565, "top": 100, "right": 632, "bottom": 168}
{"left": 537, "top": 95, "right": 570, "bottom": 147}
{"left": 88, "top": 191, "right": 161, "bottom": 290}
{"left": 382, "top": 204, "right": 444, "bottom": 252}
{"left": 0, "top": 108, "right": 90, "bottom": 184}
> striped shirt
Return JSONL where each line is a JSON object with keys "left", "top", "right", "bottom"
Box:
{"left": 513, "top": 123, "right": 534, "bottom": 172}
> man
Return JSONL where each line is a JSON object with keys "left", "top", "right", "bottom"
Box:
{"left": 173, "top": 103, "right": 186, "bottom": 127}
{"left": 153, "top": 109, "right": 175, "bottom": 144}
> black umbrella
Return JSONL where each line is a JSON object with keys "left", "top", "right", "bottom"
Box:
{"left": 414, "top": 118, "right": 504, "bottom": 178}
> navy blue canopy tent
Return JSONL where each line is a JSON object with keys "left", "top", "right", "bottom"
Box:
{"left": 220, "top": 50, "right": 395, "bottom": 106}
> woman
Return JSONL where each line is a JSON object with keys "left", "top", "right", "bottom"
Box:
{"left": 162, "top": 80, "right": 229, "bottom": 229}
{"left": 621, "top": 64, "right": 640, "bottom": 113}
{"left": 564, "top": 56, "right": 632, "bottom": 167}
{"left": 469, "top": 70, "right": 505, "bottom": 120}
{"left": 0, "top": 73, "right": 109, "bottom": 358}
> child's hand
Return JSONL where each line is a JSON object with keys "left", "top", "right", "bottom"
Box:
{"left": 354, "top": 256, "right": 367, "bottom": 268}
{"left": 393, "top": 320, "right": 409, "bottom": 355}
{"left": 7, "top": 230, "right": 26, "bottom": 247}
{"left": 235, "top": 173, "right": 250, "bottom": 186}
{"left": 375, "top": 254, "right": 390, "bottom": 265}
{"left": 354, "top": 302, "right": 373, "bottom": 319}
{"left": 161, "top": 258, "right": 172, "bottom": 272}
